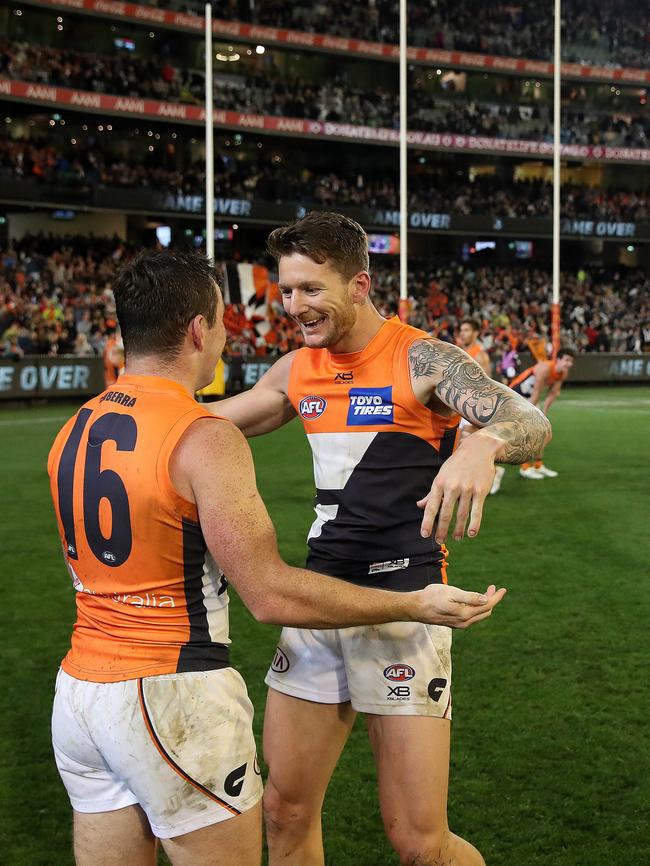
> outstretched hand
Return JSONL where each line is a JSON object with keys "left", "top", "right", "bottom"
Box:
{"left": 418, "top": 583, "right": 506, "bottom": 629}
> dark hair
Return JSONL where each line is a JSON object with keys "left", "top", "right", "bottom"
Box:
{"left": 113, "top": 250, "right": 220, "bottom": 358}
{"left": 460, "top": 318, "right": 481, "bottom": 333}
{"left": 267, "top": 211, "right": 369, "bottom": 281}
{"left": 557, "top": 348, "right": 576, "bottom": 359}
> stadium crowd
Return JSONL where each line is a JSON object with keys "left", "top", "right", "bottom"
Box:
{"left": 148, "top": 0, "right": 649, "bottom": 68}
{"left": 371, "top": 261, "right": 650, "bottom": 361}
{"left": 2, "top": 41, "right": 647, "bottom": 148}
{"left": 2, "top": 237, "right": 648, "bottom": 368}
{"left": 2, "top": 134, "right": 648, "bottom": 221}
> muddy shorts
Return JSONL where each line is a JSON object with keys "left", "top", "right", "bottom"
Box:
{"left": 52, "top": 667, "right": 262, "bottom": 838}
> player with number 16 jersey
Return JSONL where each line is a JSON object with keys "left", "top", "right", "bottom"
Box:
{"left": 47, "top": 376, "right": 229, "bottom": 683}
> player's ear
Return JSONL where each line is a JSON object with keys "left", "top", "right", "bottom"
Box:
{"left": 350, "top": 271, "right": 371, "bottom": 304}
{"left": 188, "top": 315, "right": 205, "bottom": 351}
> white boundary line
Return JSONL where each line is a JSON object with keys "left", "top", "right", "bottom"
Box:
{"left": 0, "top": 415, "right": 68, "bottom": 427}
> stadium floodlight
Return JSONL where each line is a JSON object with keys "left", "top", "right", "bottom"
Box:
{"left": 205, "top": 1, "right": 215, "bottom": 263}
{"left": 398, "top": 0, "right": 408, "bottom": 322}
{"left": 551, "top": 0, "right": 561, "bottom": 356}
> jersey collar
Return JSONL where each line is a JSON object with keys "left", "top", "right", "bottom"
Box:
{"left": 327, "top": 316, "right": 400, "bottom": 370}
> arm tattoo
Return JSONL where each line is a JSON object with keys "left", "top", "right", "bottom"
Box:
{"left": 408, "top": 340, "right": 551, "bottom": 464}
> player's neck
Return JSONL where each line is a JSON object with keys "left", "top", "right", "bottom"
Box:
{"left": 124, "top": 356, "right": 196, "bottom": 395}
{"left": 328, "top": 303, "right": 387, "bottom": 355}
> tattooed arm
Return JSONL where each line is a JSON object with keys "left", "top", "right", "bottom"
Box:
{"left": 408, "top": 339, "right": 552, "bottom": 541}
{"left": 409, "top": 338, "right": 551, "bottom": 463}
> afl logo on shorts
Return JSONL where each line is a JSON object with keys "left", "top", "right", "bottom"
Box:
{"left": 271, "top": 647, "right": 290, "bottom": 673}
{"left": 384, "top": 664, "right": 415, "bottom": 682}
{"left": 299, "top": 396, "right": 327, "bottom": 419}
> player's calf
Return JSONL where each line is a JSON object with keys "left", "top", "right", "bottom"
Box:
{"left": 387, "top": 827, "right": 485, "bottom": 866}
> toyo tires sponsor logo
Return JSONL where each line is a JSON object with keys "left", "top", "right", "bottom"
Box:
{"left": 384, "top": 664, "right": 415, "bottom": 682}
{"left": 299, "top": 395, "right": 327, "bottom": 419}
{"left": 347, "top": 386, "right": 393, "bottom": 425}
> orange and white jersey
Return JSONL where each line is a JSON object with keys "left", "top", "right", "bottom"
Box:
{"left": 47, "top": 375, "right": 229, "bottom": 683}
{"left": 288, "top": 317, "right": 459, "bottom": 591}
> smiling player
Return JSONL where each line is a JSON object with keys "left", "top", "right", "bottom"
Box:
{"left": 213, "top": 212, "right": 550, "bottom": 866}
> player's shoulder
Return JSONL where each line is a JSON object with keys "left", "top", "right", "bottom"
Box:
{"left": 173, "top": 415, "right": 255, "bottom": 501}
{"left": 408, "top": 336, "right": 473, "bottom": 361}
{"left": 175, "top": 414, "right": 243, "bottom": 456}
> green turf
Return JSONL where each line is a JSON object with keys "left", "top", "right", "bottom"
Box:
{"left": 1, "top": 387, "right": 649, "bottom": 865}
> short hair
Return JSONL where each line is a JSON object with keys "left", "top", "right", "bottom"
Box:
{"left": 557, "top": 348, "right": 576, "bottom": 359}
{"left": 113, "top": 249, "right": 220, "bottom": 358}
{"left": 267, "top": 211, "right": 369, "bottom": 281}
{"left": 460, "top": 318, "right": 481, "bottom": 333}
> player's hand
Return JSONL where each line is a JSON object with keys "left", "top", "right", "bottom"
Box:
{"left": 416, "top": 583, "right": 506, "bottom": 629}
{"left": 417, "top": 433, "right": 501, "bottom": 543}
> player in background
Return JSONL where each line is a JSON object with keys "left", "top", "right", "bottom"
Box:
{"left": 212, "top": 213, "right": 550, "bottom": 866}
{"left": 457, "top": 318, "right": 506, "bottom": 493}
{"left": 102, "top": 326, "right": 124, "bottom": 387}
{"left": 47, "top": 250, "right": 506, "bottom": 866}
{"left": 457, "top": 318, "right": 491, "bottom": 375}
{"left": 509, "top": 348, "right": 575, "bottom": 479}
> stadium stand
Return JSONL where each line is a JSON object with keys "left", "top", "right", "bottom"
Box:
{"left": 141, "top": 0, "right": 650, "bottom": 68}
{"left": 0, "top": 0, "right": 648, "bottom": 383}
{"left": 2, "top": 132, "right": 648, "bottom": 219}
{"left": 2, "top": 38, "right": 648, "bottom": 148}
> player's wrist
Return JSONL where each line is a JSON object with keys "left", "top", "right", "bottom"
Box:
{"left": 403, "top": 589, "right": 425, "bottom": 623}
{"left": 458, "top": 429, "right": 502, "bottom": 460}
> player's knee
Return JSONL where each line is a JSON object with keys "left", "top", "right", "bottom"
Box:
{"left": 262, "top": 781, "right": 315, "bottom": 838}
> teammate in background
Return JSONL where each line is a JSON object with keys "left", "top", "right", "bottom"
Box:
{"left": 509, "top": 348, "right": 575, "bottom": 479}
{"left": 47, "top": 250, "right": 506, "bottom": 866}
{"left": 456, "top": 318, "right": 503, "bottom": 491}
{"left": 212, "top": 213, "right": 550, "bottom": 866}
{"left": 103, "top": 326, "right": 124, "bottom": 387}
{"left": 458, "top": 318, "right": 491, "bottom": 375}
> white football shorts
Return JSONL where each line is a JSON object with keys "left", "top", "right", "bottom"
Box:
{"left": 52, "top": 667, "right": 262, "bottom": 838}
{"left": 265, "top": 621, "right": 452, "bottom": 718}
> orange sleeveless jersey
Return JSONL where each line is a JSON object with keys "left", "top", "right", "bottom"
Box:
{"left": 47, "top": 375, "right": 230, "bottom": 683}
{"left": 510, "top": 359, "right": 566, "bottom": 391}
{"left": 288, "top": 317, "right": 459, "bottom": 591}
{"left": 463, "top": 342, "right": 484, "bottom": 361}
{"left": 547, "top": 361, "right": 567, "bottom": 384}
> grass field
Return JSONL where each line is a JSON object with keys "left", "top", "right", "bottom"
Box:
{"left": 1, "top": 386, "right": 649, "bottom": 866}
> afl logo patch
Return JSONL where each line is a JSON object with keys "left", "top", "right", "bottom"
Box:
{"left": 299, "top": 395, "right": 327, "bottom": 419}
{"left": 384, "top": 664, "right": 415, "bottom": 682}
{"left": 271, "top": 648, "right": 290, "bottom": 673}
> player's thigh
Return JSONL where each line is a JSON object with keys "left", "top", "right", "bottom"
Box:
{"left": 263, "top": 688, "right": 356, "bottom": 810}
{"left": 161, "top": 800, "right": 262, "bottom": 866}
{"left": 73, "top": 804, "right": 156, "bottom": 866}
{"left": 366, "top": 714, "right": 451, "bottom": 832}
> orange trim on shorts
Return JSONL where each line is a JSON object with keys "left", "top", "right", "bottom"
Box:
{"left": 137, "top": 678, "right": 241, "bottom": 816}
{"left": 440, "top": 544, "right": 449, "bottom": 585}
